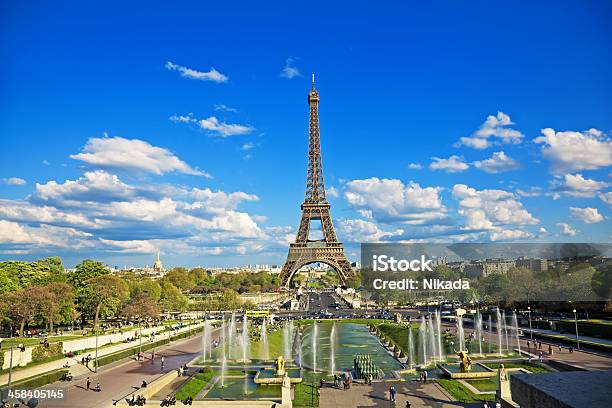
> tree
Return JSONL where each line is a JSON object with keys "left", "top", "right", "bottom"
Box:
{"left": 121, "top": 293, "right": 159, "bottom": 320}
{"left": 591, "top": 264, "right": 612, "bottom": 300}
{"left": 159, "top": 281, "right": 189, "bottom": 312}
{"left": 188, "top": 268, "right": 209, "bottom": 286}
{"left": 0, "top": 269, "right": 20, "bottom": 294}
{"left": 79, "top": 275, "right": 129, "bottom": 332}
{"left": 129, "top": 279, "right": 162, "bottom": 302}
{"left": 6, "top": 288, "right": 43, "bottom": 336}
{"left": 163, "top": 267, "right": 194, "bottom": 291}
{"left": 69, "top": 259, "right": 110, "bottom": 291}
{"left": 45, "top": 282, "right": 75, "bottom": 332}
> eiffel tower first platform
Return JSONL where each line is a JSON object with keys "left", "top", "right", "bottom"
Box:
{"left": 280, "top": 75, "right": 356, "bottom": 287}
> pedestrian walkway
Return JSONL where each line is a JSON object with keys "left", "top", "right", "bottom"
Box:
{"left": 0, "top": 323, "right": 202, "bottom": 386}
{"left": 320, "top": 380, "right": 474, "bottom": 408}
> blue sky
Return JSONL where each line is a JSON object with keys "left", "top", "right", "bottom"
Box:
{"left": 1, "top": 0, "right": 611, "bottom": 268}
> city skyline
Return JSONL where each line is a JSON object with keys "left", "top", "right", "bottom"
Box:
{"left": 1, "top": 1, "right": 611, "bottom": 267}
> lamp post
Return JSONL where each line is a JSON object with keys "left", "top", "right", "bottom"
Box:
{"left": 94, "top": 324, "right": 99, "bottom": 373}
{"left": 527, "top": 306, "right": 533, "bottom": 340}
{"left": 7, "top": 325, "right": 14, "bottom": 393}
{"left": 573, "top": 309, "right": 580, "bottom": 350}
{"left": 139, "top": 319, "right": 143, "bottom": 355}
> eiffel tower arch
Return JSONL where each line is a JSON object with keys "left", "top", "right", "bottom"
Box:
{"left": 280, "top": 75, "right": 356, "bottom": 287}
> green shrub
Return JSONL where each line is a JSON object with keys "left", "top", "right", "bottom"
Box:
{"left": 32, "top": 342, "right": 63, "bottom": 363}
{"left": 557, "top": 320, "right": 612, "bottom": 340}
{"left": 14, "top": 368, "right": 68, "bottom": 388}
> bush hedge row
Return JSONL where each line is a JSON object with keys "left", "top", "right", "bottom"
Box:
{"left": 556, "top": 320, "right": 612, "bottom": 341}
{"left": 530, "top": 331, "right": 612, "bottom": 353}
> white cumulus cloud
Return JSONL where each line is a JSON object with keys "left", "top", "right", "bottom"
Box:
{"left": 344, "top": 178, "right": 447, "bottom": 225}
{"left": 457, "top": 112, "right": 524, "bottom": 149}
{"left": 473, "top": 151, "right": 520, "bottom": 173}
{"left": 452, "top": 184, "right": 539, "bottom": 231}
{"left": 165, "top": 61, "right": 228, "bottom": 83}
{"left": 2, "top": 177, "right": 27, "bottom": 186}
{"left": 534, "top": 128, "right": 612, "bottom": 173}
{"left": 198, "top": 117, "right": 253, "bottom": 137}
{"left": 429, "top": 155, "right": 469, "bottom": 173}
{"left": 70, "top": 136, "right": 209, "bottom": 177}
{"left": 557, "top": 222, "right": 577, "bottom": 236}
{"left": 570, "top": 207, "right": 604, "bottom": 224}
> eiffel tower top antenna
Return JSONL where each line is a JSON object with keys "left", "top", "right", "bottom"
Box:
{"left": 311, "top": 72, "right": 315, "bottom": 89}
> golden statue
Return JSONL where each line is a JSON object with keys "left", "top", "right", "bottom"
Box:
{"left": 457, "top": 351, "right": 472, "bottom": 372}
{"left": 275, "top": 355, "right": 286, "bottom": 376}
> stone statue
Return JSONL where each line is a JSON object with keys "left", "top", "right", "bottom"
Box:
{"left": 282, "top": 372, "right": 291, "bottom": 388}
{"left": 275, "top": 355, "right": 286, "bottom": 376}
{"left": 496, "top": 363, "right": 511, "bottom": 401}
{"left": 457, "top": 351, "right": 472, "bottom": 372}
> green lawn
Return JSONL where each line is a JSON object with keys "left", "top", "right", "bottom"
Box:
{"left": 437, "top": 379, "right": 496, "bottom": 403}
{"left": 293, "top": 382, "right": 319, "bottom": 407}
{"left": 250, "top": 326, "right": 284, "bottom": 360}
{"left": 465, "top": 378, "right": 498, "bottom": 392}
{"left": 175, "top": 369, "right": 216, "bottom": 400}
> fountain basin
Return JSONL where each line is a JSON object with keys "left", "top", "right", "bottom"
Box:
{"left": 254, "top": 368, "right": 303, "bottom": 385}
{"left": 438, "top": 362, "right": 496, "bottom": 379}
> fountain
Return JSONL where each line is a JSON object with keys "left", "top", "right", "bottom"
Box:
{"left": 427, "top": 316, "right": 436, "bottom": 362}
{"left": 435, "top": 311, "right": 444, "bottom": 362}
{"left": 418, "top": 316, "right": 427, "bottom": 364}
{"left": 502, "top": 311, "right": 509, "bottom": 352}
{"left": 475, "top": 312, "right": 483, "bottom": 355}
{"left": 329, "top": 323, "right": 336, "bottom": 373}
{"left": 457, "top": 315, "right": 465, "bottom": 352}
{"left": 512, "top": 312, "right": 521, "bottom": 354}
{"left": 260, "top": 317, "right": 269, "bottom": 361}
{"left": 202, "top": 317, "right": 211, "bottom": 362}
{"left": 229, "top": 312, "right": 236, "bottom": 359}
{"left": 221, "top": 318, "right": 227, "bottom": 387}
{"left": 241, "top": 313, "right": 249, "bottom": 362}
{"left": 283, "top": 320, "right": 291, "bottom": 361}
{"left": 312, "top": 321, "right": 318, "bottom": 372}
{"left": 488, "top": 315, "right": 493, "bottom": 354}
{"left": 407, "top": 323, "right": 415, "bottom": 368}
{"left": 288, "top": 320, "right": 294, "bottom": 362}
{"left": 496, "top": 309, "right": 503, "bottom": 356}
{"left": 297, "top": 328, "right": 303, "bottom": 368}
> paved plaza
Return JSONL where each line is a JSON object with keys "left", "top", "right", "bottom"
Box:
{"left": 320, "top": 380, "right": 477, "bottom": 408}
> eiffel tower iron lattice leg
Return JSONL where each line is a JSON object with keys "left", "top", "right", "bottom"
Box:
{"left": 280, "top": 74, "right": 356, "bottom": 287}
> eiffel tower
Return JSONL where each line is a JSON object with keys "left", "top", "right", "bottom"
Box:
{"left": 280, "top": 74, "right": 356, "bottom": 287}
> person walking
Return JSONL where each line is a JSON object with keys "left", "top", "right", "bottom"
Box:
{"left": 389, "top": 386, "right": 396, "bottom": 402}
{"left": 161, "top": 355, "right": 165, "bottom": 369}
{"left": 86, "top": 377, "right": 91, "bottom": 390}
{"left": 423, "top": 370, "right": 428, "bottom": 383}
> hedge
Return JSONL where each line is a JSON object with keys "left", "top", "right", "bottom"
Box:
{"left": 557, "top": 320, "right": 612, "bottom": 341}
{"left": 95, "top": 327, "right": 201, "bottom": 368}
{"left": 530, "top": 331, "right": 612, "bottom": 353}
{"left": 13, "top": 368, "right": 69, "bottom": 388}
